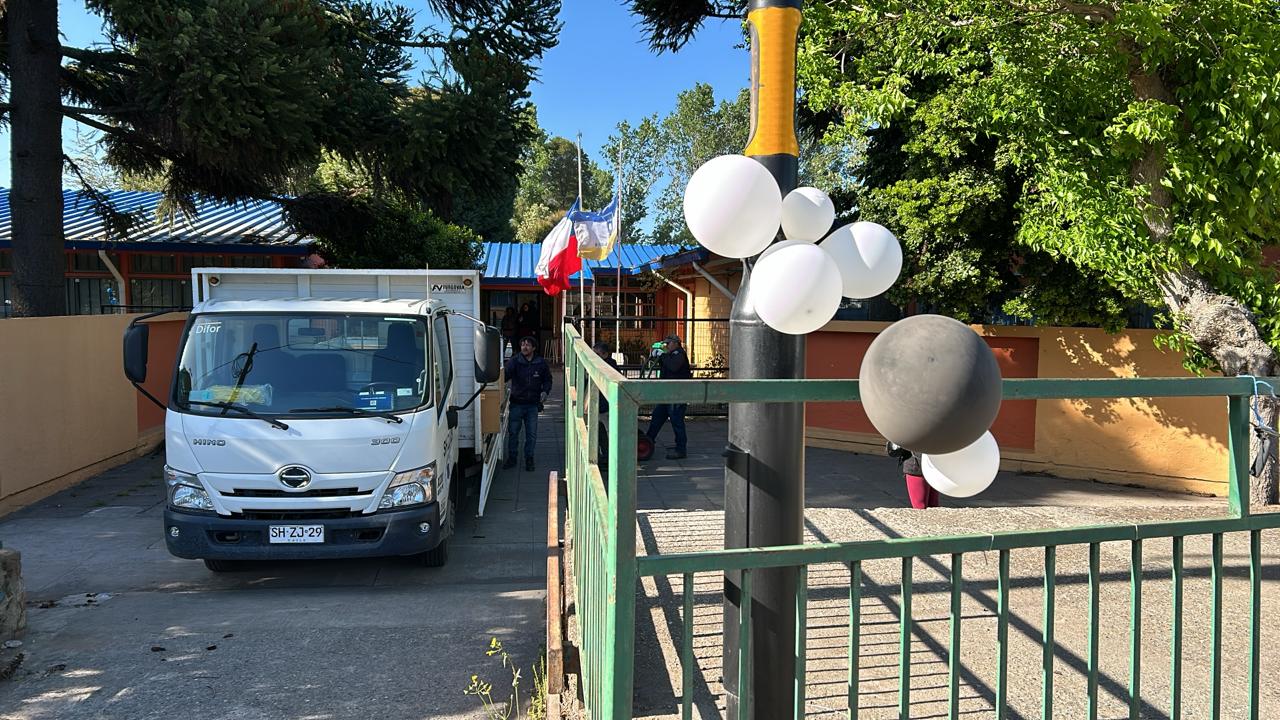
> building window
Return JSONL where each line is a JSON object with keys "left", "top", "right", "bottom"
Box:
{"left": 0, "top": 276, "right": 11, "bottom": 318}
{"left": 130, "top": 254, "right": 180, "bottom": 274}
{"left": 130, "top": 278, "right": 191, "bottom": 309}
{"left": 68, "top": 252, "right": 121, "bottom": 273}
{"left": 65, "top": 277, "right": 118, "bottom": 315}
{"left": 0, "top": 251, "right": 11, "bottom": 271}
{"left": 227, "top": 255, "right": 273, "bottom": 268}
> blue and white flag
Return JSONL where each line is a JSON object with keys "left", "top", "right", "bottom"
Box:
{"left": 570, "top": 195, "right": 619, "bottom": 261}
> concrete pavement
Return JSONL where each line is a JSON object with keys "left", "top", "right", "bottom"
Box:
{"left": 0, "top": 395, "right": 564, "bottom": 720}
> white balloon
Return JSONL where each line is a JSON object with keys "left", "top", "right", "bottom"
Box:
{"left": 683, "top": 155, "right": 783, "bottom": 259}
{"left": 757, "top": 239, "right": 807, "bottom": 262}
{"left": 781, "top": 187, "right": 836, "bottom": 242}
{"left": 921, "top": 431, "right": 1000, "bottom": 498}
{"left": 750, "top": 243, "right": 843, "bottom": 335}
{"left": 821, "top": 222, "right": 903, "bottom": 299}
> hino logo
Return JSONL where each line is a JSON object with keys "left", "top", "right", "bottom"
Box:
{"left": 370, "top": 437, "right": 402, "bottom": 446}
{"left": 278, "top": 466, "right": 313, "bottom": 489}
{"left": 192, "top": 438, "right": 226, "bottom": 447}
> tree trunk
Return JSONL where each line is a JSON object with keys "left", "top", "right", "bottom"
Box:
{"left": 1125, "top": 61, "right": 1280, "bottom": 504}
{"left": 7, "top": 0, "right": 65, "bottom": 317}
{"left": 1158, "top": 270, "right": 1280, "bottom": 504}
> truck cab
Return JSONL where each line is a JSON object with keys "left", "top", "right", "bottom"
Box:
{"left": 123, "top": 269, "right": 502, "bottom": 571}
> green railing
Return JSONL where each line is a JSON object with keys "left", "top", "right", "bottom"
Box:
{"left": 562, "top": 324, "right": 1278, "bottom": 719}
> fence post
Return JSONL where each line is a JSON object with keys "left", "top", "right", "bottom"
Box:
{"left": 604, "top": 374, "right": 638, "bottom": 718}
{"left": 1227, "top": 394, "right": 1250, "bottom": 517}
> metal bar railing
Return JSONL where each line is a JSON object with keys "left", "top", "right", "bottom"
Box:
{"left": 996, "top": 549, "right": 1010, "bottom": 720}
{"left": 1042, "top": 546, "right": 1056, "bottom": 720}
{"left": 559, "top": 324, "right": 1274, "bottom": 720}
{"left": 1130, "top": 540, "right": 1143, "bottom": 720}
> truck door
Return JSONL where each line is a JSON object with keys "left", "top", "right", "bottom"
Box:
{"left": 432, "top": 313, "right": 457, "bottom": 510}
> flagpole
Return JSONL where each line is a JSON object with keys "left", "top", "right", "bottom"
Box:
{"left": 615, "top": 142, "right": 623, "bottom": 359}
{"left": 576, "top": 132, "right": 585, "bottom": 337}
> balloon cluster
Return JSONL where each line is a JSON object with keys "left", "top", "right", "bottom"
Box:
{"left": 683, "top": 155, "right": 901, "bottom": 334}
{"left": 683, "top": 155, "right": 1004, "bottom": 498}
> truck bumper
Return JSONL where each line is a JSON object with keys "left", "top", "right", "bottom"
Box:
{"left": 163, "top": 504, "right": 443, "bottom": 561}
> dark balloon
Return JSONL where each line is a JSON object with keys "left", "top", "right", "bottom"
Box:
{"left": 859, "top": 315, "right": 1003, "bottom": 454}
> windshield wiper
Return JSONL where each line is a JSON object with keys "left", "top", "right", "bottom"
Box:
{"left": 187, "top": 400, "right": 290, "bottom": 430}
{"left": 288, "top": 406, "right": 404, "bottom": 424}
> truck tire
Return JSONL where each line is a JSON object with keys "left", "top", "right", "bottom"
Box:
{"left": 420, "top": 537, "right": 449, "bottom": 567}
{"left": 203, "top": 558, "right": 239, "bottom": 572}
{"left": 418, "top": 480, "right": 458, "bottom": 568}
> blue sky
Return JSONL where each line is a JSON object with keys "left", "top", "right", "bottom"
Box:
{"left": 0, "top": 1, "right": 749, "bottom": 190}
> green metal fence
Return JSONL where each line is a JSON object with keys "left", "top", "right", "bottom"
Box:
{"left": 562, "top": 324, "right": 1278, "bottom": 719}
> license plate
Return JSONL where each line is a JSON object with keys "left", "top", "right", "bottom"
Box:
{"left": 268, "top": 525, "right": 325, "bottom": 544}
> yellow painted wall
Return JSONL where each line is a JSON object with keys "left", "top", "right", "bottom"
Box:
{"left": 0, "top": 315, "right": 162, "bottom": 510}
{"left": 1014, "top": 326, "right": 1227, "bottom": 495}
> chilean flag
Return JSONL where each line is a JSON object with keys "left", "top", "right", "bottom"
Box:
{"left": 535, "top": 200, "right": 582, "bottom": 296}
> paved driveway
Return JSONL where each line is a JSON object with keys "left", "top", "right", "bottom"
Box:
{"left": 0, "top": 398, "right": 562, "bottom": 720}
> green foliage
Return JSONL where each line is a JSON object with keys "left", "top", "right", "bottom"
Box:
{"left": 463, "top": 637, "right": 546, "bottom": 720}
{"left": 603, "top": 114, "right": 664, "bottom": 236}
{"left": 796, "top": 0, "right": 1280, "bottom": 363}
{"left": 283, "top": 192, "right": 483, "bottom": 270}
{"left": 510, "top": 126, "right": 615, "bottom": 242}
{"left": 11, "top": 0, "right": 559, "bottom": 228}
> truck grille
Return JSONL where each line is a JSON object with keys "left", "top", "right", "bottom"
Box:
{"left": 235, "top": 509, "right": 364, "bottom": 521}
{"left": 225, "top": 488, "right": 369, "bottom": 499}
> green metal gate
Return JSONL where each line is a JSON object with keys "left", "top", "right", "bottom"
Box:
{"left": 562, "top": 325, "right": 1278, "bottom": 719}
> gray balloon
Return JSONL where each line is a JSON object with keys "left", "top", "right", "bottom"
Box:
{"left": 859, "top": 314, "right": 1002, "bottom": 455}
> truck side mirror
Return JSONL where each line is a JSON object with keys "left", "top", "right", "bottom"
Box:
{"left": 474, "top": 326, "right": 502, "bottom": 384}
{"left": 446, "top": 407, "right": 459, "bottom": 430}
{"left": 123, "top": 323, "right": 150, "bottom": 384}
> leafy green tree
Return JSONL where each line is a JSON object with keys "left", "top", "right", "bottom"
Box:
{"left": 284, "top": 191, "right": 483, "bottom": 270}
{"left": 603, "top": 114, "right": 663, "bottom": 240}
{"left": 630, "top": 1, "right": 1280, "bottom": 501}
{"left": 1, "top": 0, "right": 559, "bottom": 315}
{"left": 510, "top": 126, "right": 614, "bottom": 242}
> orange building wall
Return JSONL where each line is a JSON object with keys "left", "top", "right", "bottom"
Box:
{"left": 806, "top": 322, "right": 1038, "bottom": 451}
{"left": 804, "top": 322, "right": 1230, "bottom": 495}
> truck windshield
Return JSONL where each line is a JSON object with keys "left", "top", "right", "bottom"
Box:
{"left": 174, "top": 313, "right": 431, "bottom": 417}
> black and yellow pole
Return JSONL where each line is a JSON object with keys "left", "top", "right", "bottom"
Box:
{"left": 724, "top": 2, "right": 804, "bottom": 718}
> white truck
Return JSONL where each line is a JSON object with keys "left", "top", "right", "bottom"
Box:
{"left": 122, "top": 268, "right": 504, "bottom": 571}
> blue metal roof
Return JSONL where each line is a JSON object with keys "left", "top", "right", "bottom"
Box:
{"left": 0, "top": 188, "right": 310, "bottom": 250}
{"left": 481, "top": 241, "right": 692, "bottom": 283}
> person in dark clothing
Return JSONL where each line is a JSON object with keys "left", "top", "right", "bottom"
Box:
{"left": 645, "top": 334, "right": 693, "bottom": 460}
{"left": 517, "top": 302, "right": 540, "bottom": 350}
{"left": 504, "top": 336, "right": 552, "bottom": 471}
{"left": 592, "top": 341, "right": 620, "bottom": 467}
{"left": 886, "top": 441, "right": 940, "bottom": 509}
{"left": 500, "top": 306, "right": 517, "bottom": 355}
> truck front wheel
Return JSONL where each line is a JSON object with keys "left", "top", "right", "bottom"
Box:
{"left": 203, "top": 558, "right": 240, "bottom": 572}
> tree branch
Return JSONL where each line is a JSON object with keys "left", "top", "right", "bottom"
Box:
{"left": 1055, "top": 1, "right": 1116, "bottom": 23}
{"left": 59, "top": 45, "right": 137, "bottom": 66}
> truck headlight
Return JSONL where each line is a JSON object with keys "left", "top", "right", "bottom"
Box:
{"left": 380, "top": 463, "right": 436, "bottom": 510}
{"left": 165, "top": 466, "right": 213, "bottom": 512}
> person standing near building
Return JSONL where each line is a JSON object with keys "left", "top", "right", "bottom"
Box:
{"left": 592, "top": 340, "right": 620, "bottom": 467}
{"left": 500, "top": 306, "right": 517, "bottom": 355}
{"left": 645, "top": 334, "right": 693, "bottom": 460}
{"left": 886, "top": 441, "right": 940, "bottom": 509}
{"left": 504, "top": 336, "right": 552, "bottom": 471}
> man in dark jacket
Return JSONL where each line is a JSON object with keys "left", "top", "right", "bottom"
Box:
{"left": 645, "top": 334, "right": 693, "bottom": 460}
{"left": 504, "top": 336, "right": 552, "bottom": 471}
